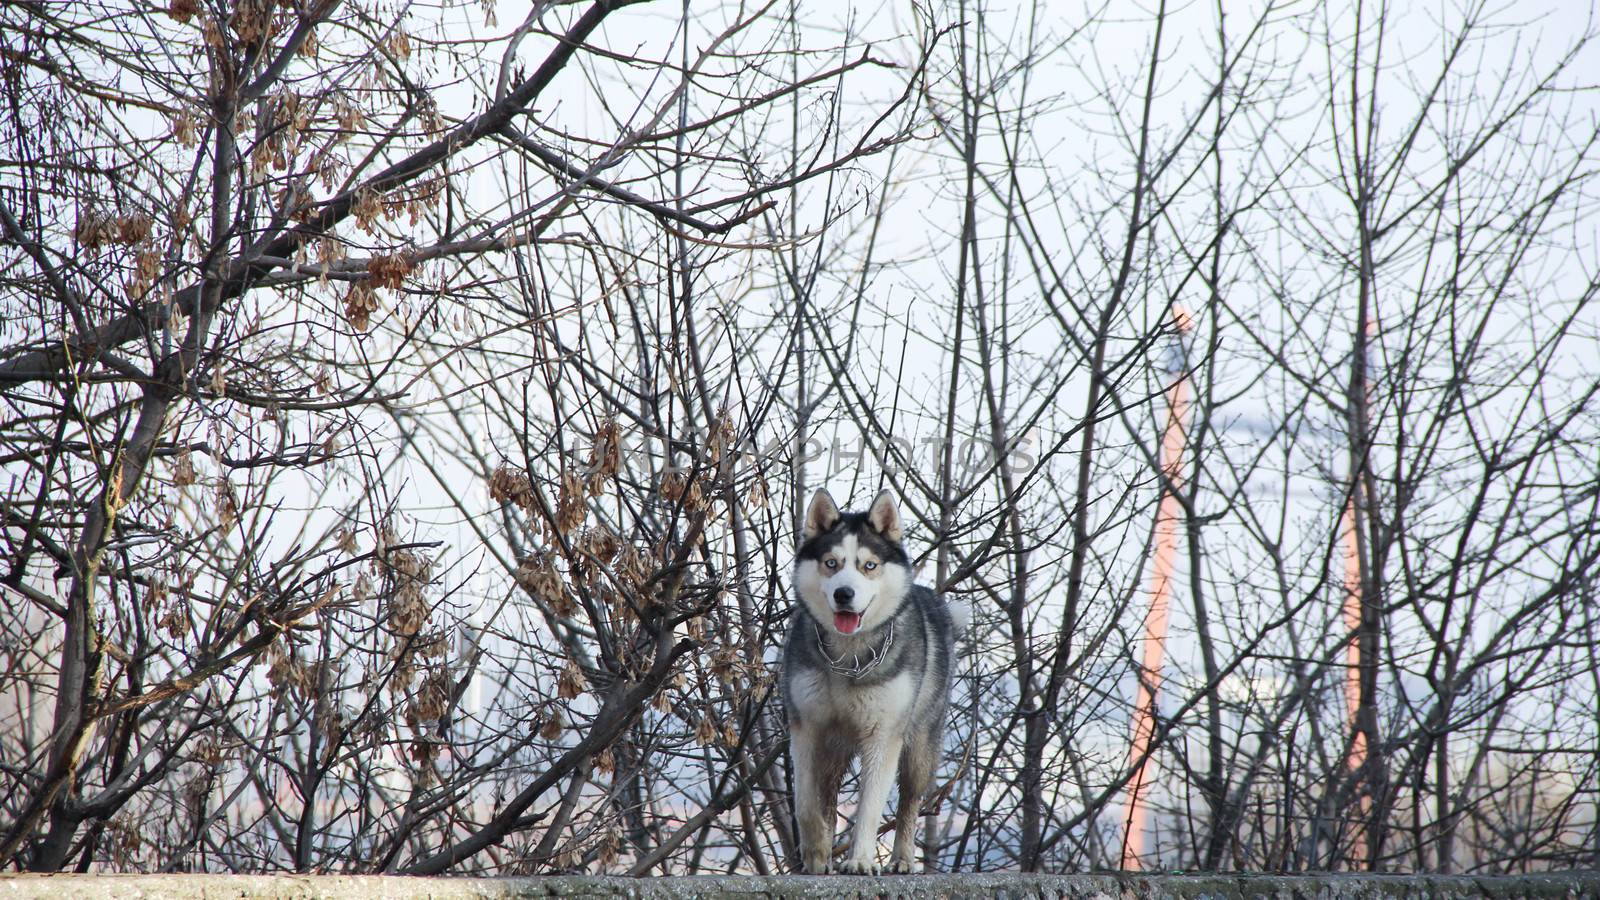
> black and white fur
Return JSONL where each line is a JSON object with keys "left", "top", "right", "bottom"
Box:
{"left": 781, "top": 488, "right": 961, "bottom": 874}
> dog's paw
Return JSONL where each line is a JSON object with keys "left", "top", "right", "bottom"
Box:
{"left": 838, "top": 857, "right": 881, "bottom": 875}
{"left": 888, "top": 854, "right": 916, "bottom": 874}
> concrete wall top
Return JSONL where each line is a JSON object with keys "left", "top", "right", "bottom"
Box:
{"left": 4, "top": 872, "right": 1600, "bottom": 899}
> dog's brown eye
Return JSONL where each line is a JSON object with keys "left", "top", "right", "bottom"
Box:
{"left": 864, "top": 561, "right": 877, "bottom": 571}
{"left": 825, "top": 559, "right": 838, "bottom": 570}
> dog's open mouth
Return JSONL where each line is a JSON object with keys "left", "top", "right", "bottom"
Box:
{"left": 833, "top": 611, "right": 863, "bottom": 634}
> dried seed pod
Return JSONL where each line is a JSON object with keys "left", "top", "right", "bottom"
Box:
{"left": 387, "top": 575, "right": 430, "bottom": 638}
{"left": 556, "top": 659, "right": 586, "bottom": 700}
{"left": 651, "top": 689, "right": 673, "bottom": 714}
{"left": 658, "top": 470, "right": 690, "bottom": 505}
{"left": 366, "top": 253, "right": 414, "bottom": 290}
{"left": 539, "top": 707, "right": 565, "bottom": 741}
{"left": 710, "top": 644, "right": 743, "bottom": 686}
{"left": 694, "top": 715, "right": 718, "bottom": 747}
{"left": 344, "top": 281, "right": 378, "bottom": 331}
{"left": 173, "top": 448, "right": 197, "bottom": 487}
{"left": 145, "top": 578, "right": 169, "bottom": 612}
{"left": 489, "top": 465, "right": 535, "bottom": 511}
{"left": 410, "top": 737, "right": 439, "bottom": 767}
{"left": 117, "top": 214, "right": 152, "bottom": 245}
{"left": 595, "top": 829, "right": 619, "bottom": 868}
{"left": 554, "top": 470, "right": 585, "bottom": 536}
{"left": 411, "top": 666, "right": 450, "bottom": 721}
{"left": 707, "top": 409, "right": 735, "bottom": 464}
{"left": 74, "top": 211, "right": 118, "bottom": 250}
{"left": 586, "top": 419, "right": 622, "bottom": 495}
{"left": 351, "top": 186, "right": 382, "bottom": 232}
{"left": 583, "top": 526, "right": 620, "bottom": 563}
{"left": 514, "top": 551, "right": 573, "bottom": 616}
{"left": 158, "top": 606, "right": 190, "bottom": 639}
{"left": 214, "top": 478, "right": 238, "bottom": 532}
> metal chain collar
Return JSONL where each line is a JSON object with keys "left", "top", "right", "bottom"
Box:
{"left": 813, "top": 616, "right": 896, "bottom": 679}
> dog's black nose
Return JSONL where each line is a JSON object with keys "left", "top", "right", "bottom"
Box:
{"left": 832, "top": 587, "right": 855, "bottom": 607}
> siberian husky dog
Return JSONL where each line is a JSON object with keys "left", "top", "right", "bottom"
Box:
{"left": 781, "top": 488, "right": 961, "bottom": 874}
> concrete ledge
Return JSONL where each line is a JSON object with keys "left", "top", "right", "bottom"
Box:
{"left": 3, "top": 872, "right": 1599, "bottom": 899}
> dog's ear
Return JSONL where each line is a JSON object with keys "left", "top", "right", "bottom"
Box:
{"left": 866, "top": 489, "right": 902, "bottom": 542}
{"left": 803, "top": 489, "right": 842, "bottom": 540}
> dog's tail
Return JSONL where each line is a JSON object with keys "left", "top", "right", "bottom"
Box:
{"left": 946, "top": 598, "right": 971, "bottom": 636}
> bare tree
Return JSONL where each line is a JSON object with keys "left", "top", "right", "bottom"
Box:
{"left": 828, "top": 0, "right": 1600, "bottom": 875}
{"left": 1, "top": 0, "right": 919, "bottom": 873}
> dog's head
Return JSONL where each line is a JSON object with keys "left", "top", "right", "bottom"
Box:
{"left": 792, "top": 488, "right": 912, "bottom": 635}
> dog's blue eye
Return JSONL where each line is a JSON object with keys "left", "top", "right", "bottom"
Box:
{"left": 825, "top": 559, "right": 838, "bottom": 569}
{"left": 864, "top": 562, "right": 877, "bottom": 571}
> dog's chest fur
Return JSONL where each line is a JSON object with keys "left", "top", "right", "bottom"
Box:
{"left": 785, "top": 664, "right": 918, "bottom": 738}
{"left": 781, "top": 585, "right": 949, "bottom": 735}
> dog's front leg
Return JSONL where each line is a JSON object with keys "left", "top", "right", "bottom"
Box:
{"left": 839, "top": 732, "right": 903, "bottom": 874}
{"left": 790, "top": 724, "right": 833, "bottom": 874}
{"left": 890, "top": 741, "right": 936, "bottom": 873}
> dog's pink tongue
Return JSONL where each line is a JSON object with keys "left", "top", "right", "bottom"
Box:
{"left": 834, "top": 611, "right": 863, "bottom": 634}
